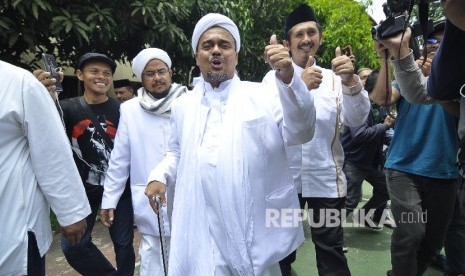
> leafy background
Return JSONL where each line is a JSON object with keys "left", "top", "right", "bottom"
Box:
{"left": 1, "top": 0, "right": 444, "bottom": 86}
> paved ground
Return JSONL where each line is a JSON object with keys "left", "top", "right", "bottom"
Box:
{"left": 45, "top": 183, "right": 445, "bottom": 275}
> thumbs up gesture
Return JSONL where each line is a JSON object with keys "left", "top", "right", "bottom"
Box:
{"left": 264, "top": 34, "right": 293, "bottom": 84}
{"left": 300, "top": 55, "right": 323, "bottom": 90}
{"left": 331, "top": 46, "right": 357, "bottom": 86}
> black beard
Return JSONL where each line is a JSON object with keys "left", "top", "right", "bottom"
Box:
{"left": 205, "top": 71, "right": 232, "bottom": 84}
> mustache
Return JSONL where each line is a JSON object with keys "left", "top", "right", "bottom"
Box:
{"left": 209, "top": 56, "right": 224, "bottom": 63}
{"left": 298, "top": 41, "right": 313, "bottom": 49}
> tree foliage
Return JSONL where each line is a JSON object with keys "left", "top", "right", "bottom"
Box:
{"left": 308, "top": 0, "right": 380, "bottom": 70}
{"left": 2, "top": 0, "right": 442, "bottom": 84}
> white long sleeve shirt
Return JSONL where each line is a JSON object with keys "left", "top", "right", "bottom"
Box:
{"left": 263, "top": 62, "right": 370, "bottom": 198}
{"left": 0, "top": 61, "right": 91, "bottom": 275}
{"left": 102, "top": 96, "right": 171, "bottom": 236}
{"left": 148, "top": 74, "right": 314, "bottom": 275}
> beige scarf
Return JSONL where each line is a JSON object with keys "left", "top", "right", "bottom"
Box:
{"left": 138, "top": 83, "right": 187, "bottom": 117}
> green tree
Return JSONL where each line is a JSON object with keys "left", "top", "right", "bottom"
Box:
{"left": 305, "top": 0, "right": 380, "bottom": 71}
{"left": 2, "top": 0, "right": 420, "bottom": 85}
{"left": 0, "top": 0, "right": 190, "bottom": 79}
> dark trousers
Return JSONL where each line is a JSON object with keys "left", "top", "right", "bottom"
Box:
{"left": 344, "top": 162, "right": 390, "bottom": 212}
{"left": 27, "top": 231, "right": 45, "bottom": 276}
{"left": 386, "top": 169, "right": 456, "bottom": 276}
{"left": 61, "top": 183, "right": 135, "bottom": 276}
{"left": 280, "top": 196, "right": 351, "bottom": 276}
{"left": 444, "top": 178, "right": 465, "bottom": 275}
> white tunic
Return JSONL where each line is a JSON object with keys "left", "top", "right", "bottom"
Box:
{"left": 263, "top": 62, "right": 370, "bottom": 198}
{"left": 101, "top": 96, "right": 171, "bottom": 236}
{"left": 0, "top": 60, "right": 91, "bottom": 275}
{"left": 148, "top": 74, "right": 315, "bottom": 275}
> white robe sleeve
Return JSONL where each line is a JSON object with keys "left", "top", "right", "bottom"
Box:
{"left": 24, "top": 75, "right": 91, "bottom": 227}
{"left": 340, "top": 76, "right": 371, "bottom": 127}
{"left": 147, "top": 102, "right": 180, "bottom": 187}
{"left": 263, "top": 71, "right": 316, "bottom": 146}
{"left": 102, "top": 104, "right": 131, "bottom": 209}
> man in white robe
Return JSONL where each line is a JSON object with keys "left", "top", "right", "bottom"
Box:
{"left": 101, "top": 48, "right": 187, "bottom": 275}
{"left": 262, "top": 3, "right": 370, "bottom": 275}
{"left": 0, "top": 60, "right": 90, "bottom": 275}
{"left": 145, "top": 13, "right": 316, "bottom": 275}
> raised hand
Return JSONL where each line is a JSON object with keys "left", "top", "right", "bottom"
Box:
{"left": 300, "top": 55, "right": 323, "bottom": 90}
{"left": 33, "top": 69, "right": 64, "bottom": 101}
{"left": 332, "top": 47, "right": 357, "bottom": 86}
{"left": 416, "top": 56, "right": 432, "bottom": 77}
{"left": 264, "top": 34, "right": 294, "bottom": 84}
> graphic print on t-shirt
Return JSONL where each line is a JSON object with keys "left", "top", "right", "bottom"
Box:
{"left": 71, "top": 115, "right": 116, "bottom": 185}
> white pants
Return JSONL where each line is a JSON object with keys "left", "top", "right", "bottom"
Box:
{"left": 139, "top": 234, "right": 170, "bottom": 276}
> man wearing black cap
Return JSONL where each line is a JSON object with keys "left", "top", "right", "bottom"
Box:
{"left": 263, "top": 3, "right": 370, "bottom": 276}
{"left": 34, "top": 53, "right": 135, "bottom": 275}
{"left": 114, "top": 79, "right": 136, "bottom": 103}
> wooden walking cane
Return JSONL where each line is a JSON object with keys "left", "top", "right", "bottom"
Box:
{"left": 155, "top": 196, "right": 169, "bottom": 276}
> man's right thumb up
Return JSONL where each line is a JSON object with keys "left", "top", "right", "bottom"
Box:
{"left": 306, "top": 56, "right": 314, "bottom": 68}
{"left": 269, "top": 34, "right": 278, "bottom": 45}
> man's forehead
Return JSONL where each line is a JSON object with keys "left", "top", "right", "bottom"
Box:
{"left": 82, "top": 61, "right": 112, "bottom": 71}
{"left": 292, "top": 21, "right": 318, "bottom": 30}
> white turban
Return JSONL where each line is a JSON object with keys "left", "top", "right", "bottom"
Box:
{"left": 191, "top": 13, "right": 241, "bottom": 54}
{"left": 132, "top": 48, "right": 172, "bottom": 81}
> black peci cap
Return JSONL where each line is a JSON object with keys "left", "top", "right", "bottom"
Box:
{"left": 285, "top": 3, "right": 319, "bottom": 35}
{"left": 77, "top": 53, "right": 117, "bottom": 73}
{"left": 113, "top": 79, "right": 131, "bottom": 89}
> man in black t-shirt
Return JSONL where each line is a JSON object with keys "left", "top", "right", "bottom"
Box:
{"left": 34, "top": 53, "right": 135, "bottom": 275}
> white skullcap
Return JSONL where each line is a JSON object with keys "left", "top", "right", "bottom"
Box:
{"left": 132, "top": 48, "right": 172, "bottom": 80}
{"left": 191, "top": 13, "right": 241, "bottom": 54}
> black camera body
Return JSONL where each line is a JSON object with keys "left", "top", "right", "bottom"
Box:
{"left": 371, "top": 14, "right": 408, "bottom": 41}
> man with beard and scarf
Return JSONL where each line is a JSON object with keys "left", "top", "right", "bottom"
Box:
{"left": 144, "top": 13, "right": 316, "bottom": 275}
{"left": 100, "top": 48, "right": 187, "bottom": 275}
{"left": 262, "top": 3, "right": 370, "bottom": 276}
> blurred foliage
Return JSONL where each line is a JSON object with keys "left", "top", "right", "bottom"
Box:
{"left": 309, "top": 0, "right": 380, "bottom": 70}
{"left": 0, "top": 0, "right": 444, "bottom": 84}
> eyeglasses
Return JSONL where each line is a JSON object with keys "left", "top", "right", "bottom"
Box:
{"left": 426, "top": 38, "right": 441, "bottom": 45}
{"left": 143, "top": 68, "right": 169, "bottom": 78}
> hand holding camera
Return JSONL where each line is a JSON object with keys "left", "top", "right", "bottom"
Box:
{"left": 42, "top": 53, "right": 64, "bottom": 93}
{"left": 378, "top": 27, "right": 412, "bottom": 59}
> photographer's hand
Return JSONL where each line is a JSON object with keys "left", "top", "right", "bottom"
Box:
{"left": 379, "top": 27, "right": 412, "bottom": 60}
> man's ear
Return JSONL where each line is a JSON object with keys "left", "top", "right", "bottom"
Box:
{"left": 195, "top": 53, "right": 199, "bottom": 66}
{"left": 76, "top": 70, "right": 84, "bottom": 81}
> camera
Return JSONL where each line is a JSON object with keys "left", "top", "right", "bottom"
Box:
{"left": 371, "top": 0, "right": 414, "bottom": 41}
{"left": 42, "top": 53, "right": 64, "bottom": 93}
{"left": 371, "top": 14, "right": 408, "bottom": 41}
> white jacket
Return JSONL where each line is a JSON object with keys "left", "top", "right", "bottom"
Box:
{"left": 148, "top": 74, "right": 315, "bottom": 275}
{"left": 102, "top": 97, "right": 171, "bottom": 235}
{"left": 264, "top": 62, "right": 370, "bottom": 198}
{"left": 0, "top": 61, "right": 90, "bottom": 275}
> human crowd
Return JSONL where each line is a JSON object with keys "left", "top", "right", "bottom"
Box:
{"left": 1, "top": 1, "right": 465, "bottom": 276}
